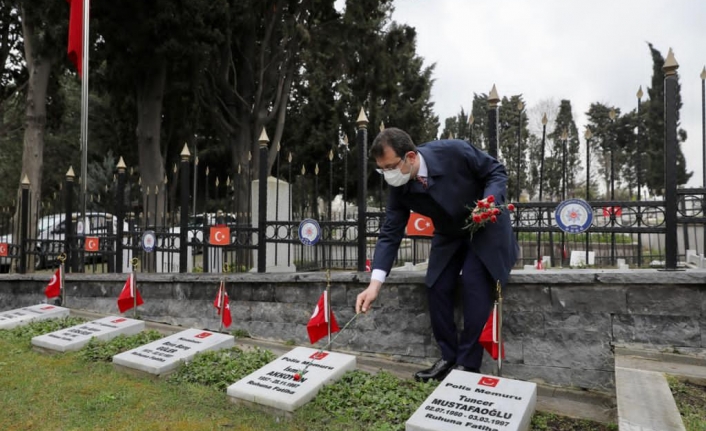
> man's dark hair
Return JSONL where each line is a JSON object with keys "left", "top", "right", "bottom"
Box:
{"left": 370, "top": 127, "right": 417, "bottom": 159}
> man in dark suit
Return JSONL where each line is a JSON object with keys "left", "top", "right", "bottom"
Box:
{"left": 355, "top": 127, "right": 518, "bottom": 382}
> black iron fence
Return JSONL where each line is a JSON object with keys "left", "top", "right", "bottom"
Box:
{"left": 1, "top": 56, "right": 704, "bottom": 274}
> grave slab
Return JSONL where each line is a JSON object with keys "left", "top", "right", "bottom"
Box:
{"left": 0, "top": 304, "right": 70, "bottom": 330}
{"left": 112, "top": 328, "right": 234, "bottom": 376}
{"left": 406, "top": 370, "right": 537, "bottom": 431}
{"left": 227, "top": 346, "right": 356, "bottom": 412}
{"left": 31, "top": 316, "right": 145, "bottom": 352}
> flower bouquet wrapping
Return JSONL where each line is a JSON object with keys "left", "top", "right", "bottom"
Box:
{"left": 463, "top": 195, "right": 515, "bottom": 239}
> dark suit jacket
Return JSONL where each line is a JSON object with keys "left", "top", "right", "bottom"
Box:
{"left": 372, "top": 139, "right": 519, "bottom": 288}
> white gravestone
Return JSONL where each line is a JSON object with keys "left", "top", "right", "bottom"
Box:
{"left": 251, "top": 176, "right": 296, "bottom": 273}
{"left": 31, "top": 316, "right": 145, "bottom": 352}
{"left": 406, "top": 370, "right": 537, "bottom": 431}
{"left": 0, "top": 304, "right": 70, "bottom": 330}
{"left": 227, "top": 346, "right": 356, "bottom": 412}
{"left": 112, "top": 328, "right": 234, "bottom": 375}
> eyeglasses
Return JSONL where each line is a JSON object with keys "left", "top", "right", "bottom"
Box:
{"left": 375, "top": 155, "right": 406, "bottom": 174}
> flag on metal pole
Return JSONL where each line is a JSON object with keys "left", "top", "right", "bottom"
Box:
{"left": 213, "top": 280, "right": 232, "bottom": 329}
{"left": 479, "top": 281, "right": 505, "bottom": 375}
{"left": 66, "top": 0, "right": 83, "bottom": 77}
{"left": 65, "top": 0, "right": 90, "bottom": 224}
{"left": 44, "top": 267, "right": 62, "bottom": 299}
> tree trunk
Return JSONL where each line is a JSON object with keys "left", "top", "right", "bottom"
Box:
{"left": 18, "top": 8, "right": 53, "bottom": 272}
{"left": 136, "top": 58, "right": 168, "bottom": 231}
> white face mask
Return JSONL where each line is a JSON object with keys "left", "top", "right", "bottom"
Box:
{"left": 383, "top": 168, "right": 411, "bottom": 187}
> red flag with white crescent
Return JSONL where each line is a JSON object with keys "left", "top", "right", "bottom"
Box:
{"left": 406, "top": 212, "right": 434, "bottom": 237}
{"left": 117, "top": 273, "right": 144, "bottom": 313}
{"left": 479, "top": 306, "right": 505, "bottom": 360}
{"left": 44, "top": 267, "right": 63, "bottom": 299}
{"left": 307, "top": 291, "right": 340, "bottom": 344}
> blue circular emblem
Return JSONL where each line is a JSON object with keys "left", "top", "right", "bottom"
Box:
{"left": 555, "top": 199, "right": 593, "bottom": 233}
{"left": 298, "top": 219, "right": 321, "bottom": 246}
{"left": 141, "top": 230, "right": 156, "bottom": 252}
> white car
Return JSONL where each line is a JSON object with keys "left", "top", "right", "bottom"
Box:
{"left": 35, "top": 212, "right": 130, "bottom": 269}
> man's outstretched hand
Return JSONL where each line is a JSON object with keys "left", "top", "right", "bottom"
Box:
{"left": 356, "top": 281, "right": 382, "bottom": 314}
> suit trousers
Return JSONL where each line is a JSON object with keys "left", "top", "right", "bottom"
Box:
{"left": 428, "top": 239, "right": 493, "bottom": 368}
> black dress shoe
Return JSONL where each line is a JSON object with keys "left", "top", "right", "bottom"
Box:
{"left": 452, "top": 365, "right": 480, "bottom": 373}
{"left": 414, "top": 359, "right": 454, "bottom": 382}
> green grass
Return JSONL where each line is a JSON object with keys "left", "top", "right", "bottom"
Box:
{"left": 0, "top": 320, "right": 617, "bottom": 431}
{"left": 668, "top": 376, "right": 706, "bottom": 431}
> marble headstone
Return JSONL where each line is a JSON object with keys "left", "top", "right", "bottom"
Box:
{"left": 406, "top": 371, "right": 537, "bottom": 431}
{"left": 112, "top": 328, "right": 234, "bottom": 375}
{"left": 227, "top": 346, "right": 356, "bottom": 412}
{"left": 0, "top": 304, "right": 70, "bottom": 330}
{"left": 32, "top": 316, "right": 145, "bottom": 352}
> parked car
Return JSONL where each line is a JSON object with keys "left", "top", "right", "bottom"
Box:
{"left": 35, "top": 212, "right": 130, "bottom": 269}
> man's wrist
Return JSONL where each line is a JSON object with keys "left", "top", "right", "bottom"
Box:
{"left": 371, "top": 269, "right": 386, "bottom": 284}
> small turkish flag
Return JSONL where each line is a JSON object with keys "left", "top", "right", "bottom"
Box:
{"left": 213, "top": 281, "right": 232, "bottom": 328}
{"left": 85, "top": 236, "right": 99, "bottom": 252}
{"left": 0, "top": 243, "right": 7, "bottom": 257}
{"left": 479, "top": 306, "right": 505, "bottom": 360}
{"left": 307, "top": 291, "right": 340, "bottom": 344}
{"left": 210, "top": 226, "right": 230, "bottom": 246}
{"left": 117, "top": 273, "right": 144, "bottom": 313}
{"left": 221, "top": 291, "right": 232, "bottom": 328}
{"left": 406, "top": 212, "right": 434, "bottom": 237}
{"left": 44, "top": 267, "right": 62, "bottom": 299}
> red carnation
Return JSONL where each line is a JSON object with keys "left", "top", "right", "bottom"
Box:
{"left": 487, "top": 195, "right": 495, "bottom": 203}
{"left": 490, "top": 215, "right": 497, "bottom": 223}
{"left": 481, "top": 212, "right": 489, "bottom": 220}
{"left": 507, "top": 203, "right": 515, "bottom": 211}
{"left": 293, "top": 373, "right": 301, "bottom": 381}
{"left": 473, "top": 215, "right": 482, "bottom": 223}
{"left": 493, "top": 208, "right": 500, "bottom": 215}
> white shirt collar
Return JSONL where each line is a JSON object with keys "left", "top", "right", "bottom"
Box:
{"left": 416, "top": 152, "right": 428, "bottom": 178}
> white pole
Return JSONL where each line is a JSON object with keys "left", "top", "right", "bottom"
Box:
{"left": 80, "top": 0, "right": 90, "bottom": 219}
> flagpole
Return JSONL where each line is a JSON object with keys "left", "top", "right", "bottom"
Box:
{"left": 218, "top": 279, "right": 224, "bottom": 333}
{"left": 59, "top": 253, "right": 66, "bottom": 307}
{"left": 80, "top": 0, "right": 90, "bottom": 220}
{"left": 325, "top": 269, "right": 331, "bottom": 345}
{"left": 495, "top": 281, "right": 503, "bottom": 377}
{"left": 131, "top": 258, "right": 138, "bottom": 318}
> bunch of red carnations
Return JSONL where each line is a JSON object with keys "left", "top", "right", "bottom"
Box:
{"left": 464, "top": 195, "right": 515, "bottom": 237}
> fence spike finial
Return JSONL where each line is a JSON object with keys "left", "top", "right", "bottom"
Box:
{"left": 173, "top": 163, "right": 177, "bottom": 173}
{"left": 329, "top": 149, "right": 334, "bottom": 161}
{"left": 288, "top": 152, "right": 292, "bottom": 163}
{"left": 379, "top": 121, "right": 385, "bottom": 132}
{"left": 468, "top": 114, "right": 474, "bottom": 125}
{"left": 662, "top": 48, "right": 678, "bottom": 76}
{"left": 248, "top": 151, "right": 252, "bottom": 162}
{"left": 637, "top": 86, "right": 644, "bottom": 99}
{"left": 356, "top": 107, "right": 369, "bottom": 127}
{"left": 180, "top": 143, "right": 191, "bottom": 159}
{"left": 259, "top": 128, "right": 270, "bottom": 146}
{"left": 117, "top": 157, "right": 127, "bottom": 171}
{"left": 488, "top": 84, "right": 500, "bottom": 107}
{"left": 206, "top": 166, "right": 210, "bottom": 176}
{"left": 315, "top": 163, "right": 319, "bottom": 175}
{"left": 301, "top": 164, "right": 306, "bottom": 175}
